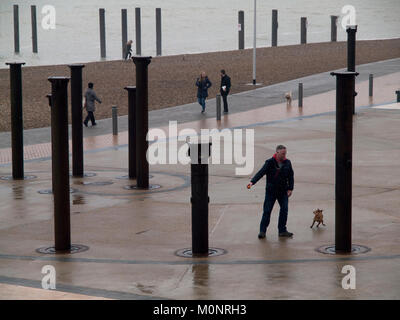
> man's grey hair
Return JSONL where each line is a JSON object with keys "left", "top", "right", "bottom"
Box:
{"left": 276, "top": 145, "right": 287, "bottom": 152}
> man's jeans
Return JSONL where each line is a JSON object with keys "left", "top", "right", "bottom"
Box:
{"left": 260, "top": 188, "right": 289, "bottom": 234}
{"left": 84, "top": 111, "right": 96, "bottom": 125}
{"left": 197, "top": 97, "right": 206, "bottom": 111}
{"left": 222, "top": 94, "right": 228, "bottom": 112}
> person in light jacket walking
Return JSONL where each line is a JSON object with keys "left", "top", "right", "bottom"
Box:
{"left": 83, "top": 82, "right": 102, "bottom": 127}
{"left": 196, "top": 71, "right": 212, "bottom": 113}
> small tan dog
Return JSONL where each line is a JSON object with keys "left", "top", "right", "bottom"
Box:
{"left": 310, "top": 208, "right": 325, "bottom": 228}
{"left": 284, "top": 91, "right": 292, "bottom": 105}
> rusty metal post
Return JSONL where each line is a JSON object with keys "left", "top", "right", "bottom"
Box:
{"left": 68, "top": 64, "right": 85, "bottom": 177}
{"left": 238, "top": 11, "right": 244, "bottom": 50}
{"left": 121, "top": 9, "right": 128, "bottom": 59}
{"left": 99, "top": 8, "right": 106, "bottom": 58}
{"left": 301, "top": 17, "right": 307, "bottom": 44}
{"left": 272, "top": 9, "right": 278, "bottom": 47}
{"left": 189, "top": 142, "right": 212, "bottom": 256}
{"left": 31, "top": 5, "right": 38, "bottom": 53}
{"left": 330, "top": 15, "right": 338, "bottom": 42}
{"left": 6, "top": 62, "right": 25, "bottom": 179}
{"left": 156, "top": 8, "right": 162, "bottom": 56}
{"left": 124, "top": 86, "right": 137, "bottom": 179}
{"left": 48, "top": 76, "right": 71, "bottom": 252}
{"left": 132, "top": 56, "right": 152, "bottom": 188}
{"left": 331, "top": 71, "right": 358, "bottom": 253}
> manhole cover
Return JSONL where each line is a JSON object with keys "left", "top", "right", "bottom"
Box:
{"left": 316, "top": 244, "right": 371, "bottom": 255}
{"left": 116, "top": 174, "right": 154, "bottom": 180}
{"left": 0, "top": 175, "right": 37, "bottom": 181}
{"left": 36, "top": 244, "right": 89, "bottom": 254}
{"left": 124, "top": 184, "right": 161, "bottom": 190}
{"left": 175, "top": 247, "right": 227, "bottom": 258}
{"left": 38, "top": 188, "right": 77, "bottom": 194}
{"left": 70, "top": 172, "right": 97, "bottom": 178}
{"left": 81, "top": 181, "right": 113, "bottom": 186}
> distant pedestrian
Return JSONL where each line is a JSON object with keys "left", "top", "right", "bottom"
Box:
{"left": 125, "top": 40, "right": 133, "bottom": 60}
{"left": 196, "top": 71, "right": 212, "bottom": 113}
{"left": 83, "top": 82, "right": 102, "bottom": 127}
{"left": 220, "top": 69, "right": 231, "bottom": 113}
{"left": 247, "top": 145, "right": 294, "bottom": 239}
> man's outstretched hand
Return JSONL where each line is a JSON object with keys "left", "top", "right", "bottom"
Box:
{"left": 287, "top": 190, "right": 293, "bottom": 197}
{"left": 247, "top": 182, "right": 253, "bottom": 189}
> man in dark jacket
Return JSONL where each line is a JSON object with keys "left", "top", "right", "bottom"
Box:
{"left": 220, "top": 69, "right": 231, "bottom": 113}
{"left": 247, "top": 145, "right": 294, "bottom": 238}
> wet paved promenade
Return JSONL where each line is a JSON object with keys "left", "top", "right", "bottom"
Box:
{"left": 0, "top": 59, "right": 399, "bottom": 299}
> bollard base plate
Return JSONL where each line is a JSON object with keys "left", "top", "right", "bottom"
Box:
{"left": 0, "top": 175, "right": 37, "bottom": 181}
{"left": 124, "top": 184, "right": 161, "bottom": 190}
{"left": 70, "top": 172, "right": 97, "bottom": 178}
{"left": 316, "top": 244, "right": 371, "bottom": 255}
{"left": 38, "top": 188, "right": 77, "bottom": 194}
{"left": 36, "top": 244, "right": 89, "bottom": 254}
{"left": 175, "top": 247, "right": 227, "bottom": 258}
{"left": 116, "top": 174, "right": 154, "bottom": 180}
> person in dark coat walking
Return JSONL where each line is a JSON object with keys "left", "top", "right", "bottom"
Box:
{"left": 125, "top": 40, "right": 133, "bottom": 60}
{"left": 247, "top": 145, "right": 294, "bottom": 239}
{"left": 220, "top": 69, "right": 231, "bottom": 113}
{"left": 83, "top": 82, "right": 102, "bottom": 127}
{"left": 196, "top": 71, "right": 212, "bottom": 113}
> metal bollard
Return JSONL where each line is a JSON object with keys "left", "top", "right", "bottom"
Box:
{"left": 68, "top": 64, "right": 85, "bottom": 177}
{"left": 132, "top": 56, "right": 152, "bottom": 188}
{"left": 369, "top": 74, "right": 373, "bottom": 97}
{"left": 99, "top": 8, "right": 106, "bottom": 58}
{"left": 189, "top": 142, "right": 212, "bottom": 256}
{"left": 330, "top": 71, "right": 358, "bottom": 253}
{"left": 238, "top": 11, "right": 244, "bottom": 50}
{"left": 121, "top": 9, "right": 128, "bottom": 59}
{"left": 135, "top": 8, "right": 142, "bottom": 56}
{"left": 396, "top": 90, "right": 400, "bottom": 103}
{"left": 346, "top": 25, "right": 357, "bottom": 115}
{"left": 31, "top": 5, "right": 38, "bottom": 53}
{"left": 301, "top": 17, "right": 307, "bottom": 44}
{"left": 330, "top": 15, "right": 338, "bottom": 42}
{"left": 13, "top": 5, "right": 19, "bottom": 53}
{"left": 48, "top": 76, "right": 71, "bottom": 252}
{"left": 272, "top": 9, "right": 278, "bottom": 47}
{"left": 156, "top": 8, "right": 162, "bottom": 56}
{"left": 124, "top": 87, "right": 137, "bottom": 179}
{"left": 112, "top": 106, "right": 118, "bottom": 136}
{"left": 216, "top": 94, "right": 221, "bottom": 120}
{"left": 6, "top": 62, "right": 25, "bottom": 179}
{"left": 298, "top": 83, "right": 303, "bottom": 108}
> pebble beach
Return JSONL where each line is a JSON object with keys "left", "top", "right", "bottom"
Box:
{"left": 0, "top": 38, "right": 399, "bottom": 132}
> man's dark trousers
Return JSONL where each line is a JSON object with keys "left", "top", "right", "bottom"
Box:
{"left": 260, "top": 187, "right": 288, "bottom": 234}
{"left": 222, "top": 94, "right": 228, "bottom": 112}
{"left": 84, "top": 111, "right": 96, "bottom": 125}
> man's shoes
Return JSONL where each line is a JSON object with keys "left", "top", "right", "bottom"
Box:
{"left": 279, "top": 231, "right": 294, "bottom": 237}
{"left": 223, "top": 110, "right": 229, "bottom": 114}
{"left": 83, "top": 122, "right": 88, "bottom": 127}
{"left": 201, "top": 110, "right": 205, "bottom": 114}
{"left": 92, "top": 123, "right": 97, "bottom": 126}
{"left": 258, "top": 232, "right": 266, "bottom": 239}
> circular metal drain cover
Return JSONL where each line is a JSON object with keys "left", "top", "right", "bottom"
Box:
{"left": 36, "top": 244, "right": 89, "bottom": 254}
{"left": 70, "top": 172, "right": 97, "bottom": 178}
{"left": 116, "top": 174, "right": 154, "bottom": 180}
{"left": 124, "top": 184, "right": 161, "bottom": 190}
{"left": 38, "top": 188, "right": 77, "bottom": 194}
{"left": 175, "top": 247, "right": 227, "bottom": 258}
{"left": 316, "top": 244, "right": 371, "bottom": 255}
{"left": 0, "top": 175, "right": 37, "bottom": 181}
{"left": 82, "top": 181, "right": 113, "bottom": 186}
